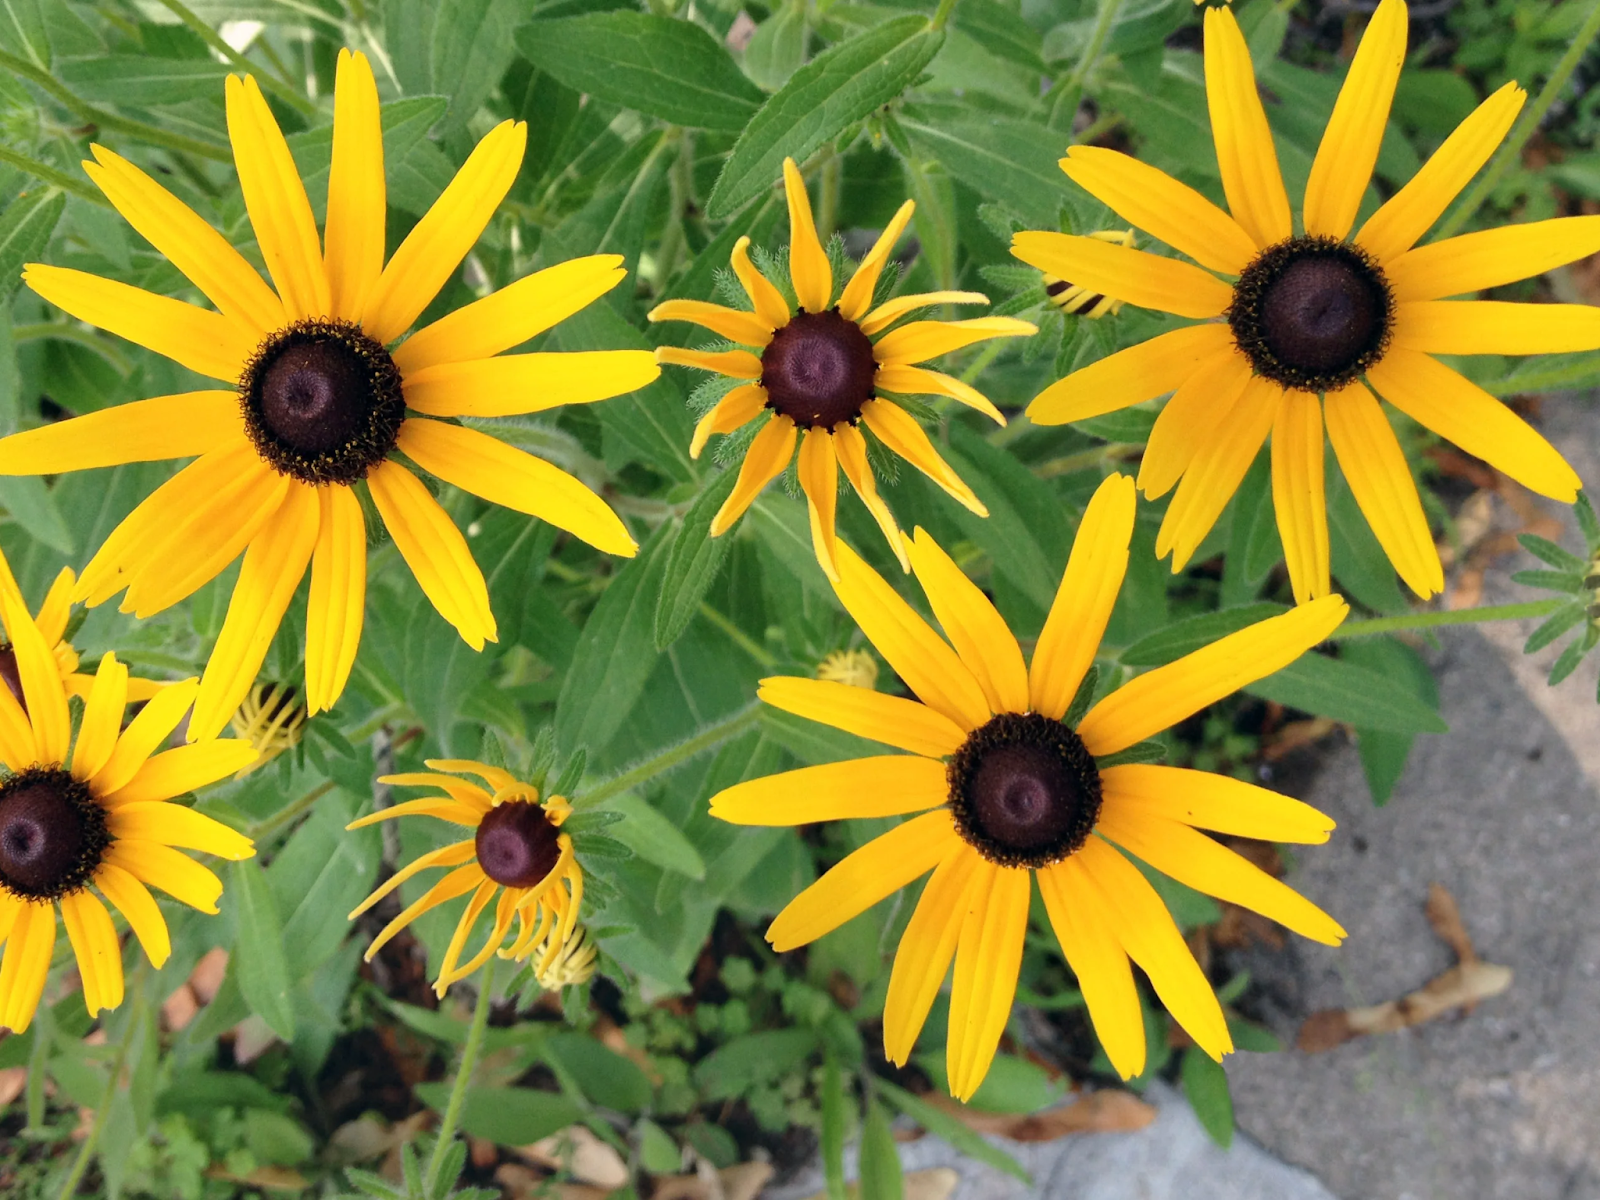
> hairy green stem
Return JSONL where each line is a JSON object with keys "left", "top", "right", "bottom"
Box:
{"left": 580, "top": 703, "right": 762, "bottom": 810}
{"left": 425, "top": 957, "right": 497, "bottom": 1194}
{"left": 1330, "top": 599, "right": 1566, "bottom": 641}
{"left": 1047, "top": 0, "right": 1126, "bottom": 130}
{"left": 930, "top": 0, "right": 960, "bottom": 33}
{"left": 55, "top": 965, "right": 147, "bottom": 1200}
{"left": 151, "top": 0, "right": 316, "bottom": 116}
{"left": 0, "top": 147, "right": 107, "bottom": 206}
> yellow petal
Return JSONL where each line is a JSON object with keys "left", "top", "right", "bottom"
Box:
{"left": 1078, "top": 594, "right": 1348, "bottom": 755}
{"left": 104, "top": 840, "right": 223, "bottom": 914}
{"left": 424, "top": 758, "right": 520, "bottom": 793}
{"left": 22, "top": 264, "right": 254, "bottom": 382}
{"left": 1100, "top": 763, "right": 1335, "bottom": 844}
{"left": 394, "top": 255, "right": 628, "bottom": 374}
{"left": 84, "top": 145, "right": 283, "bottom": 336}
{"left": 0, "top": 903, "right": 54, "bottom": 1031}
{"left": 93, "top": 678, "right": 199, "bottom": 795}
{"left": 348, "top": 840, "right": 476, "bottom": 919}
{"left": 831, "top": 538, "right": 992, "bottom": 731}
{"left": 1203, "top": 5, "right": 1291, "bottom": 248}
{"left": 1039, "top": 858, "right": 1144, "bottom": 1080}
{"left": 690, "top": 383, "right": 767, "bottom": 459}
{"left": 1060, "top": 147, "right": 1257, "bottom": 275}
{"left": 1387, "top": 215, "right": 1600, "bottom": 302}
{"left": 909, "top": 528, "right": 1028, "bottom": 716}
{"left": 36, "top": 567, "right": 71, "bottom": 645}
{"left": 656, "top": 346, "right": 763, "bottom": 380}
{"left": 305, "top": 484, "right": 367, "bottom": 715}
{"left": 859, "top": 399, "right": 986, "bottom": 517}
{"left": 709, "top": 414, "right": 796, "bottom": 536}
{"left": 61, "top": 889, "right": 122, "bottom": 1017}
{"left": 1323, "top": 382, "right": 1444, "bottom": 598}
{"left": 363, "top": 863, "right": 483, "bottom": 961}
{"left": 783, "top": 158, "right": 832, "bottom": 313}
{"left": 0, "top": 391, "right": 243, "bottom": 477}
{"left": 1302, "top": 0, "right": 1407, "bottom": 239}
{"left": 647, "top": 299, "right": 773, "bottom": 346}
{"left": 188, "top": 485, "right": 320, "bottom": 742}
{"left": 946, "top": 862, "right": 1029, "bottom": 1102}
{"left": 709, "top": 755, "right": 950, "bottom": 826}
{"left": 72, "top": 652, "right": 129, "bottom": 782}
{"left": 363, "top": 120, "right": 527, "bottom": 344}
{"left": 756, "top": 677, "right": 966, "bottom": 758}
{"left": 404, "top": 350, "right": 659, "bottom": 419}
{"left": 839, "top": 199, "right": 916, "bottom": 321}
{"left": 437, "top": 882, "right": 518, "bottom": 993}
{"left": 325, "top": 49, "right": 386, "bottom": 323}
{"left": 1137, "top": 347, "right": 1253, "bottom": 500}
{"left": 1030, "top": 473, "right": 1136, "bottom": 720}
{"left": 859, "top": 291, "right": 990, "bottom": 338}
{"left": 399, "top": 418, "right": 636, "bottom": 557}
{"left": 346, "top": 797, "right": 485, "bottom": 828}
{"left": 883, "top": 845, "right": 979, "bottom": 1065}
{"left": 225, "top": 73, "right": 329, "bottom": 321}
{"left": 765, "top": 810, "right": 957, "bottom": 952}
{"left": 105, "top": 800, "right": 253, "bottom": 863}
{"left": 730, "top": 236, "right": 792, "bottom": 331}
{"left": 834, "top": 422, "right": 909, "bottom": 571}
{"left": 0, "top": 587, "right": 67, "bottom": 764}
{"left": 1011, "top": 233, "right": 1233, "bottom": 320}
{"left": 379, "top": 771, "right": 493, "bottom": 811}
{"left": 94, "top": 863, "right": 170, "bottom": 967}
{"left": 797, "top": 427, "right": 840, "bottom": 580}
{"left": 368, "top": 461, "right": 497, "bottom": 650}
{"left": 874, "top": 363, "right": 1005, "bottom": 426}
{"left": 1027, "top": 324, "right": 1233, "bottom": 427}
{"left": 1271, "top": 390, "right": 1330, "bottom": 605}
{"left": 103, "top": 745, "right": 261, "bottom": 808}
{"left": 1355, "top": 81, "right": 1526, "bottom": 264}
{"left": 1366, "top": 349, "right": 1582, "bottom": 502}
{"left": 1393, "top": 300, "right": 1600, "bottom": 356}
{"left": 434, "top": 877, "right": 500, "bottom": 992}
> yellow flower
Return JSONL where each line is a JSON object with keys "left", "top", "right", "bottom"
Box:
{"left": 815, "top": 648, "right": 878, "bottom": 690}
{"left": 347, "top": 759, "right": 583, "bottom": 997}
{"left": 0, "top": 589, "right": 258, "bottom": 1032}
{"left": 528, "top": 920, "right": 598, "bottom": 992}
{"left": 1, "top": 50, "right": 659, "bottom": 740}
{"left": 650, "top": 158, "right": 1034, "bottom": 579}
{"left": 229, "top": 682, "right": 307, "bottom": 777}
{"left": 1012, "top": 0, "right": 1594, "bottom": 604}
{"left": 710, "top": 473, "right": 1348, "bottom": 1099}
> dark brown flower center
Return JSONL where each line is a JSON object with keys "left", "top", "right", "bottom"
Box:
{"left": 0, "top": 645, "right": 23, "bottom": 714}
{"left": 948, "top": 712, "right": 1102, "bottom": 868}
{"left": 240, "top": 319, "right": 405, "bottom": 484}
{"left": 474, "top": 800, "right": 562, "bottom": 890}
{"left": 760, "top": 310, "right": 877, "bottom": 429}
{"left": 1229, "top": 236, "right": 1393, "bottom": 392}
{"left": 0, "top": 768, "right": 108, "bottom": 900}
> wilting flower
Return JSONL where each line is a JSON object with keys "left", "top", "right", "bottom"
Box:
{"left": 1012, "top": 0, "right": 1595, "bottom": 603}
{"left": 2, "top": 50, "right": 657, "bottom": 739}
{"left": 651, "top": 158, "right": 1033, "bottom": 578}
{"left": 711, "top": 473, "right": 1347, "bottom": 1099}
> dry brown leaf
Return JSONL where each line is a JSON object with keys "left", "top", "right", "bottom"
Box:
{"left": 797, "top": 1167, "right": 960, "bottom": 1200}
{"left": 0, "top": 1065, "right": 25, "bottom": 1108}
{"left": 203, "top": 1165, "right": 307, "bottom": 1191}
{"left": 1261, "top": 717, "right": 1344, "bottom": 762}
{"left": 720, "top": 1161, "right": 774, "bottom": 1200}
{"left": 1425, "top": 881, "right": 1477, "bottom": 966}
{"left": 189, "top": 947, "right": 228, "bottom": 1004}
{"left": 517, "top": 1125, "right": 629, "bottom": 1190}
{"left": 924, "top": 1088, "right": 1155, "bottom": 1141}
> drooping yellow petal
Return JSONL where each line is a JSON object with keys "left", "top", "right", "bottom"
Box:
{"left": 859, "top": 399, "right": 986, "bottom": 517}
{"left": 399, "top": 419, "right": 636, "bottom": 557}
{"left": 859, "top": 291, "right": 990, "bottom": 338}
{"left": 690, "top": 384, "right": 767, "bottom": 459}
{"left": 1078, "top": 595, "right": 1348, "bottom": 755}
{"left": 102, "top": 745, "right": 261, "bottom": 808}
{"left": 22, "top": 265, "right": 254, "bottom": 382}
{"left": 797, "top": 427, "right": 840, "bottom": 580}
{"left": 93, "top": 678, "right": 199, "bottom": 796}
{"left": 1387, "top": 215, "right": 1600, "bottom": 302}
{"left": 103, "top": 840, "right": 223, "bottom": 913}
{"left": 225, "top": 73, "right": 329, "bottom": 321}
{"left": 363, "top": 120, "right": 527, "bottom": 344}
{"left": 346, "top": 797, "right": 485, "bottom": 828}
{"left": 84, "top": 145, "right": 283, "bottom": 336}
{"left": 1038, "top": 858, "right": 1144, "bottom": 1080}
{"left": 305, "top": 484, "right": 367, "bottom": 715}
{"left": 656, "top": 346, "right": 764, "bottom": 379}
{"left": 394, "top": 256, "right": 628, "bottom": 374}
{"left": 765, "top": 810, "right": 958, "bottom": 952}
{"left": 0, "top": 902, "right": 55, "bottom": 1032}
{"left": 946, "top": 862, "right": 1030, "bottom": 1102}
{"left": 874, "top": 363, "right": 1004, "bottom": 426}
{"left": 831, "top": 538, "right": 992, "bottom": 731}
{"left": 1100, "top": 764, "right": 1335, "bottom": 844}
{"left": 839, "top": 199, "right": 916, "bottom": 322}
{"left": 756, "top": 677, "right": 966, "bottom": 758}
{"left": 94, "top": 863, "right": 170, "bottom": 967}
{"left": 403, "top": 350, "right": 660, "bottom": 417}
{"left": 1392, "top": 300, "right": 1600, "bottom": 356}
{"left": 325, "top": 48, "right": 386, "bottom": 323}
{"left": 72, "top": 652, "right": 129, "bottom": 783}
{"left": 1137, "top": 347, "right": 1253, "bottom": 500}
{"left": 1010, "top": 234, "right": 1232, "bottom": 319}
{"left": 347, "top": 841, "right": 477, "bottom": 919}
{"left": 364, "top": 863, "right": 485, "bottom": 960}
{"left": 423, "top": 758, "right": 521, "bottom": 793}
{"left": 1028, "top": 324, "right": 1233, "bottom": 427}
{"left": 883, "top": 845, "right": 979, "bottom": 1065}
{"left": 647, "top": 299, "right": 774, "bottom": 346}
{"left": 1271, "top": 390, "right": 1330, "bottom": 605}
{"left": 709, "top": 755, "right": 950, "bottom": 826}
{"left": 1303, "top": 0, "right": 1407, "bottom": 239}
{"left": 434, "top": 877, "right": 500, "bottom": 993}
{"left": 1366, "top": 349, "right": 1582, "bottom": 502}
{"left": 783, "top": 158, "right": 832, "bottom": 313}
{"left": 368, "top": 460, "right": 497, "bottom": 650}
{"left": 1060, "top": 147, "right": 1257, "bottom": 274}
{"left": 709, "top": 414, "right": 796, "bottom": 536}
{"left": 0, "top": 587, "right": 67, "bottom": 765}
{"left": 730, "top": 236, "right": 793, "bottom": 331}
{"left": 1203, "top": 5, "right": 1291, "bottom": 248}
{"left": 34, "top": 567, "right": 72, "bottom": 648}
{"left": 188, "top": 484, "right": 321, "bottom": 742}
{"left": 1323, "top": 382, "right": 1443, "bottom": 598}
{"left": 834, "top": 422, "right": 908, "bottom": 571}
{"left": 1355, "top": 81, "right": 1526, "bottom": 264}
{"left": 379, "top": 772, "right": 493, "bottom": 811}
{"left": 1030, "top": 473, "right": 1136, "bottom": 720}
{"left": 909, "top": 528, "right": 1028, "bottom": 716}
{"left": 438, "top": 883, "right": 520, "bottom": 993}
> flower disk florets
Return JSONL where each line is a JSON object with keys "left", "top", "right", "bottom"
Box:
{"left": 0, "top": 768, "right": 109, "bottom": 901}
{"left": 760, "top": 309, "right": 877, "bottom": 429}
{"left": 948, "top": 712, "right": 1102, "bottom": 869}
{"left": 474, "top": 799, "right": 562, "bottom": 889}
{"left": 1229, "top": 236, "right": 1394, "bottom": 393}
{"left": 240, "top": 318, "right": 405, "bottom": 485}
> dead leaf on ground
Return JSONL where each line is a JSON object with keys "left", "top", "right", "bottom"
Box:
{"left": 646, "top": 1159, "right": 774, "bottom": 1200}
{"left": 517, "top": 1124, "right": 629, "bottom": 1190}
{"left": 0, "top": 1065, "right": 25, "bottom": 1107}
{"left": 923, "top": 1087, "right": 1155, "bottom": 1141}
{"left": 203, "top": 1165, "right": 307, "bottom": 1191}
{"left": 797, "top": 1167, "right": 960, "bottom": 1200}
{"left": 163, "top": 947, "right": 230, "bottom": 1032}
{"left": 1261, "top": 717, "right": 1345, "bottom": 762}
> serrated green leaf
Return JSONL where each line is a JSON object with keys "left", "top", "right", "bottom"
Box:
{"left": 1512, "top": 568, "right": 1583, "bottom": 593}
{"left": 656, "top": 469, "right": 739, "bottom": 649}
{"left": 1519, "top": 533, "right": 1586, "bottom": 572}
{"left": 230, "top": 858, "right": 296, "bottom": 1041}
{"left": 0, "top": 476, "right": 72, "bottom": 553}
{"left": 1249, "top": 652, "right": 1449, "bottom": 734}
{"left": 1343, "top": 635, "right": 1436, "bottom": 805}
{"left": 1181, "top": 1047, "right": 1234, "bottom": 1148}
{"left": 0, "top": 0, "right": 50, "bottom": 69}
{"left": 0, "top": 188, "right": 64, "bottom": 309}
{"left": 57, "top": 55, "right": 228, "bottom": 105}
{"left": 1525, "top": 602, "right": 1587, "bottom": 654}
{"left": 1094, "top": 738, "right": 1167, "bottom": 769}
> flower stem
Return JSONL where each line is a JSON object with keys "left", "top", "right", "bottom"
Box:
{"left": 0, "top": 147, "right": 107, "bottom": 207}
{"left": 1435, "top": 1, "right": 1600, "bottom": 240}
{"left": 151, "top": 0, "right": 316, "bottom": 116}
{"left": 425, "top": 957, "right": 497, "bottom": 1195}
{"left": 931, "top": 0, "right": 960, "bottom": 33}
{"left": 579, "top": 703, "right": 763, "bottom": 810}
{"left": 1329, "top": 599, "right": 1566, "bottom": 641}
{"left": 1048, "top": 0, "right": 1126, "bottom": 131}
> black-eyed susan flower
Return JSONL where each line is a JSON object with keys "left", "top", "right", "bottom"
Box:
{"left": 1012, "top": 0, "right": 1596, "bottom": 605}
{"left": 710, "top": 473, "right": 1347, "bottom": 1099}
{"left": 0, "top": 590, "right": 257, "bottom": 1031}
{"left": 0, "top": 50, "right": 658, "bottom": 740}
{"left": 348, "top": 760, "right": 583, "bottom": 997}
{"left": 650, "top": 158, "right": 1034, "bottom": 579}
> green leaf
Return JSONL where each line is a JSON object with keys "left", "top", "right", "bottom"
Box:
{"left": 918, "top": 1052, "right": 1065, "bottom": 1115}
{"left": 898, "top": 109, "right": 1064, "bottom": 227}
{"left": 0, "top": 476, "right": 73, "bottom": 553}
{"left": 637, "top": 1118, "right": 681, "bottom": 1174}
{"left": 1343, "top": 636, "right": 1437, "bottom": 805}
{"left": 709, "top": 16, "right": 944, "bottom": 219}
{"left": 1525, "top": 602, "right": 1587, "bottom": 654}
{"left": 57, "top": 55, "right": 228, "bottom": 105}
{"left": 229, "top": 858, "right": 296, "bottom": 1041}
{"left": 820, "top": 1053, "right": 848, "bottom": 1200}
{"left": 692, "top": 1028, "right": 818, "bottom": 1099}
{"left": 518, "top": 12, "right": 764, "bottom": 131}
{"left": 1226, "top": 1015, "right": 1283, "bottom": 1054}
{"left": 1180, "top": 1047, "right": 1234, "bottom": 1148}
{"left": 543, "top": 1032, "right": 653, "bottom": 1113}
{"left": 0, "top": 188, "right": 65, "bottom": 308}
{"left": 428, "top": 0, "right": 525, "bottom": 133}
{"left": 1329, "top": 470, "right": 1408, "bottom": 615}
{"left": 602, "top": 792, "right": 707, "bottom": 879}
{"left": 944, "top": 422, "right": 1065, "bottom": 614}
{"left": 1248, "top": 652, "right": 1449, "bottom": 734}
{"left": 655, "top": 469, "right": 739, "bottom": 650}
{"left": 244, "top": 1111, "right": 316, "bottom": 1166}
{"left": 1120, "top": 603, "right": 1289, "bottom": 667}
{"left": 1519, "top": 533, "right": 1586, "bottom": 573}
{"left": 413, "top": 1083, "right": 582, "bottom": 1146}
{"left": 0, "top": 0, "right": 50, "bottom": 69}
{"left": 743, "top": 2, "right": 808, "bottom": 92}
{"left": 954, "top": 0, "right": 1045, "bottom": 71}
{"left": 270, "top": 793, "right": 381, "bottom": 981}
{"left": 1512, "top": 568, "right": 1584, "bottom": 594}
{"left": 858, "top": 1091, "right": 904, "bottom": 1200}
{"left": 874, "top": 1078, "right": 1030, "bottom": 1183}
